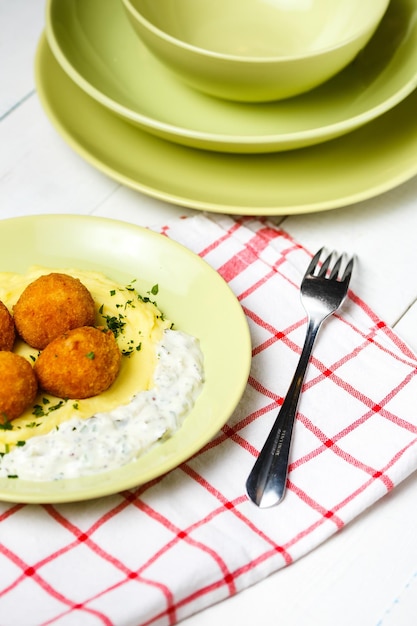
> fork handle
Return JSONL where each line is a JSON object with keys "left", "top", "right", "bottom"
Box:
{"left": 246, "top": 316, "right": 322, "bottom": 508}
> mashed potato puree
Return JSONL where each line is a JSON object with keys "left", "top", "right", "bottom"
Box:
{"left": 0, "top": 267, "right": 172, "bottom": 453}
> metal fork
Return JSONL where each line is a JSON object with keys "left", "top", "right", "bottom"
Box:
{"left": 246, "top": 248, "right": 354, "bottom": 508}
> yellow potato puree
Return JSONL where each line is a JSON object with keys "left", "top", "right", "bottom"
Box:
{"left": 0, "top": 267, "right": 171, "bottom": 453}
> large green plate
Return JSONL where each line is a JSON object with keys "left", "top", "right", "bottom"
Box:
{"left": 0, "top": 215, "right": 251, "bottom": 503}
{"left": 45, "top": 0, "right": 417, "bottom": 153}
{"left": 36, "top": 36, "right": 417, "bottom": 215}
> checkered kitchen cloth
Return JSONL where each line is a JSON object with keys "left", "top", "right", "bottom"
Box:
{"left": 1, "top": 214, "right": 417, "bottom": 626}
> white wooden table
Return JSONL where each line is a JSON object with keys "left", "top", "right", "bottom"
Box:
{"left": 2, "top": 2, "right": 417, "bottom": 624}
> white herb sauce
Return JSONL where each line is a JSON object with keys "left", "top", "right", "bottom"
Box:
{"left": 0, "top": 329, "right": 204, "bottom": 481}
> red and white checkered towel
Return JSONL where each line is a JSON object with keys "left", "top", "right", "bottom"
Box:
{"left": 1, "top": 214, "right": 417, "bottom": 626}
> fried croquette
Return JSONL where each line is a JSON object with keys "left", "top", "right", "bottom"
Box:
{"left": 34, "top": 326, "right": 121, "bottom": 399}
{"left": 0, "top": 300, "right": 15, "bottom": 351}
{"left": 13, "top": 273, "right": 96, "bottom": 349}
{"left": 0, "top": 352, "right": 38, "bottom": 422}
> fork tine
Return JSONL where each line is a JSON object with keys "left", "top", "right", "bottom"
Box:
{"left": 317, "top": 250, "right": 334, "bottom": 277}
{"left": 329, "top": 253, "right": 344, "bottom": 280}
{"left": 305, "top": 247, "right": 324, "bottom": 277}
{"left": 341, "top": 255, "right": 355, "bottom": 282}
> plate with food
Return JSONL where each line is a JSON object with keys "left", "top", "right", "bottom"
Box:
{"left": 0, "top": 215, "right": 251, "bottom": 503}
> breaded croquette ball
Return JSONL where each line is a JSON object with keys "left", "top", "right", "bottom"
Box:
{"left": 13, "top": 273, "right": 96, "bottom": 349}
{"left": 0, "top": 352, "right": 38, "bottom": 422}
{"left": 34, "top": 326, "right": 121, "bottom": 399}
{"left": 0, "top": 300, "right": 15, "bottom": 351}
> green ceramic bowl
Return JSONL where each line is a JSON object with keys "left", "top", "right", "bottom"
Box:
{"left": 122, "top": 0, "right": 389, "bottom": 102}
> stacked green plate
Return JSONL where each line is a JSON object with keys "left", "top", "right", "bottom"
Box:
{"left": 36, "top": 0, "right": 417, "bottom": 214}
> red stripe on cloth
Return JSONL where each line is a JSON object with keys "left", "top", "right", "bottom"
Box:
{"left": 0, "top": 540, "right": 114, "bottom": 626}
{"left": 198, "top": 220, "right": 242, "bottom": 258}
{"left": 349, "top": 292, "right": 417, "bottom": 360}
{"left": 247, "top": 375, "right": 282, "bottom": 405}
{"left": 217, "top": 245, "right": 267, "bottom": 283}
{"left": 180, "top": 465, "right": 294, "bottom": 570}
{"left": 213, "top": 227, "right": 286, "bottom": 283}
{"left": 0, "top": 502, "right": 25, "bottom": 522}
{"left": 283, "top": 450, "right": 406, "bottom": 554}
{"left": 135, "top": 496, "right": 237, "bottom": 596}
{"left": 237, "top": 268, "right": 278, "bottom": 302}
{"left": 285, "top": 481, "right": 345, "bottom": 531}
{"left": 222, "top": 423, "right": 254, "bottom": 453}
{"left": 293, "top": 403, "right": 405, "bottom": 492}
{"left": 45, "top": 504, "right": 178, "bottom": 622}
{"left": 245, "top": 308, "right": 304, "bottom": 357}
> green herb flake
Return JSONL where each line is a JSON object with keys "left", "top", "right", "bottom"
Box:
{"left": 86, "top": 351, "right": 95, "bottom": 360}
{"left": 101, "top": 313, "right": 126, "bottom": 338}
{"left": 32, "top": 398, "right": 66, "bottom": 418}
{"left": 48, "top": 400, "right": 66, "bottom": 413}
{"left": 125, "top": 280, "right": 136, "bottom": 292}
{"left": 26, "top": 420, "right": 42, "bottom": 428}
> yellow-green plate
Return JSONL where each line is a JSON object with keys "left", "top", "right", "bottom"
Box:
{"left": 36, "top": 36, "right": 417, "bottom": 215}
{"left": 45, "top": 0, "right": 417, "bottom": 153}
{"left": 0, "top": 215, "right": 251, "bottom": 503}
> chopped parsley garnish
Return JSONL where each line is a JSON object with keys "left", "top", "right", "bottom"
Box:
{"left": 48, "top": 400, "right": 66, "bottom": 413}
{"left": 101, "top": 313, "right": 126, "bottom": 338}
{"left": 121, "top": 340, "right": 142, "bottom": 357}
{"left": 32, "top": 398, "right": 67, "bottom": 418}
{"left": 98, "top": 280, "right": 171, "bottom": 349}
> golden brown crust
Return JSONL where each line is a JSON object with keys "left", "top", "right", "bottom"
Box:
{"left": 0, "top": 300, "right": 15, "bottom": 351}
{"left": 13, "top": 273, "right": 96, "bottom": 349}
{"left": 0, "top": 352, "right": 38, "bottom": 421}
{"left": 34, "top": 326, "right": 121, "bottom": 399}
